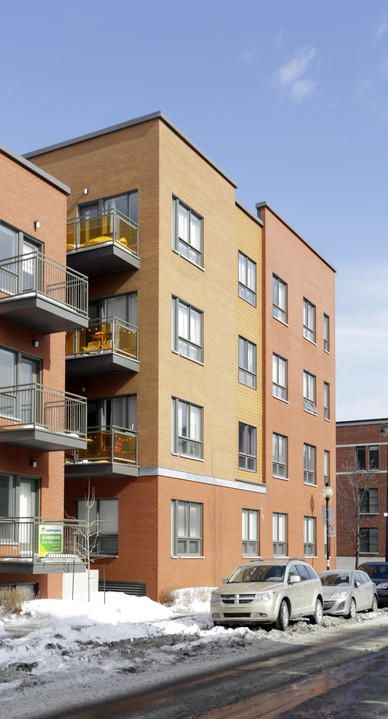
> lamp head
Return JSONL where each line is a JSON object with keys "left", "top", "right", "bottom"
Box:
{"left": 322, "top": 485, "right": 334, "bottom": 501}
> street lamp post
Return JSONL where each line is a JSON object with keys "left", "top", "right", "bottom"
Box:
{"left": 322, "top": 485, "right": 334, "bottom": 570}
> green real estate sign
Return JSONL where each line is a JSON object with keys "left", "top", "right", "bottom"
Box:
{"left": 39, "top": 525, "right": 64, "bottom": 558}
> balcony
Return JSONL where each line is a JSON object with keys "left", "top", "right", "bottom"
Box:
{"left": 65, "top": 426, "right": 138, "bottom": 478}
{"left": 0, "top": 252, "right": 88, "bottom": 332}
{"left": 66, "top": 317, "right": 139, "bottom": 378}
{"left": 0, "top": 517, "right": 86, "bottom": 574}
{"left": 0, "top": 384, "right": 87, "bottom": 451}
{"left": 67, "top": 210, "right": 140, "bottom": 276}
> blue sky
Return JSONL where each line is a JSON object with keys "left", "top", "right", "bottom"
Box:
{"left": 1, "top": 0, "right": 387, "bottom": 421}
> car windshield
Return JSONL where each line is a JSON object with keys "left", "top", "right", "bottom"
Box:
{"left": 361, "top": 564, "right": 388, "bottom": 580}
{"left": 320, "top": 573, "right": 350, "bottom": 586}
{"left": 227, "top": 564, "right": 286, "bottom": 583}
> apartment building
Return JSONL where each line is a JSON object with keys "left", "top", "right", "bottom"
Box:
{"left": 0, "top": 143, "right": 88, "bottom": 598}
{"left": 336, "top": 419, "right": 388, "bottom": 568}
{"left": 22, "top": 112, "right": 336, "bottom": 600}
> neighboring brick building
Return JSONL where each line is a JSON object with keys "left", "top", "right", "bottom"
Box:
{"left": 336, "top": 419, "right": 388, "bottom": 568}
{"left": 20, "top": 111, "right": 337, "bottom": 601}
{"left": 0, "top": 143, "right": 88, "bottom": 598}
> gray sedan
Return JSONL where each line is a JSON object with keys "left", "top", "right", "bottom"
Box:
{"left": 318, "top": 570, "right": 378, "bottom": 618}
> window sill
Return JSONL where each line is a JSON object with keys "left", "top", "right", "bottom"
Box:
{"left": 324, "top": 349, "right": 331, "bottom": 356}
{"left": 242, "top": 555, "right": 261, "bottom": 560}
{"left": 273, "top": 394, "right": 289, "bottom": 404}
{"left": 172, "top": 350, "right": 204, "bottom": 367}
{"left": 171, "top": 452, "right": 204, "bottom": 462}
{"left": 273, "top": 474, "right": 289, "bottom": 481}
{"left": 239, "top": 295, "right": 257, "bottom": 309}
{"left": 304, "top": 408, "right": 318, "bottom": 417}
{"left": 172, "top": 248, "right": 205, "bottom": 272}
{"left": 360, "top": 512, "right": 378, "bottom": 516}
{"left": 273, "top": 315, "right": 289, "bottom": 328}
{"left": 304, "top": 481, "right": 318, "bottom": 487}
{"left": 171, "top": 555, "right": 205, "bottom": 559}
{"left": 238, "top": 379, "right": 257, "bottom": 390}
{"left": 303, "top": 335, "right": 317, "bottom": 346}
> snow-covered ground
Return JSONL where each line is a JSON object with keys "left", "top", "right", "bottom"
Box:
{"left": 0, "top": 588, "right": 387, "bottom": 719}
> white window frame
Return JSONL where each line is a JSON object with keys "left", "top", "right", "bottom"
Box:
{"left": 238, "top": 251, "right": 257, "bottom": 306}
{"left": 323, "top": 381, "right": 330, "bottom": 420}
{"left": 238, "top": 336, "right": 257, "bottom": 389}
{"left": 273, "top": 353, "right": 287, "bottom": 400}
{"left": 171, "top": 499, "right": 202, "bottom": 556}
{"left": 303, "top": 370, "right": 317, "bottom": 415}
{"left": 273, "top": 512, "right": 287, "bottom": 556}
{"left": 324, "top": 450, "right": 330, "bottom": 485}
{"left": 171, "top": 397, "right": 203, "bottom": 459}
{"left": 303, "top": 298, "right": 316, "bottom": 342}
{"left": 172, "top": 296, "right": 203, "bottom": 363}
{"left": 242, "top": 508, "right": 259, "bottom": 556}
{"left": 272, "top": 274, "right": 287, "bottom": 323}
{"left": 323, "top": 313, "right": 330, "bottom": 352}
{"left": 273, "top": 433, "right": 287, "bottom": 478}
{"left": 304, "top": 443, "right": 316, "bottom": 485}
{"left": 172, "top": 196, "right": 203, "bottom": 268}
{"left": 304, "top": 516, "right": 316, "bottom": 557}
{"left": 238, "top": 422, "right": 257, "bottom": 472}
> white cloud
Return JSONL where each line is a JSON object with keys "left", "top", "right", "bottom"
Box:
{"left": 377, "top": 14, "right": 388, "bottom": 37}
{"left": 277, "top": 47, "right": 316, "bottom": 102}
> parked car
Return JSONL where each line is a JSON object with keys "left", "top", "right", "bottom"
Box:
{"left": 210, "top": 559, "right": 323, "bottom": 631}
{"left": 318, "top": 570, "right": 378, "bottom": 618}
{"left": 358, "top": 562, "right": 388, "bottom": 607}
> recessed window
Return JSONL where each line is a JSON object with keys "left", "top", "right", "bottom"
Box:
{"left": 303, "top": 298, "right": 316, "bottom": 342}
{"left": 359, "top": 488, "right": 378, "bottom": 514}
{"left": 303, "top": 370, "right": 317, "bottom": 415}
{"left": 242, "top": 508, "right": 259, "bottom": 556}
{"left": 356, "top": 446, "right": 366, "bottom": 470}
{"left": 0, "top": 223, "right": 43, "bottom": 295}
{"left": 77, "top": 498, "right": 118, "bottom": 556}
{"left": 304, "top": 443, "right": 316, "bottom": 485}
{"left": 304, "top": 516, "right": 316, "bottom": 557}
{"left": 0, "top": 347, "right": 40, "bottom": 422}
{"left": 238, "top": 337, "right": 257, "bottom": 388}
{"left": 273, "top": 433, "right": 287, "bottom": 478}
{"left": 323, "top": 382, "right": 330, "bottom": 420}
{"left": 238, "top": 251, "right": 256, "bottom": 306}
{"left": 323, "top": 314, "right": 330, "bottom": 352}
{"left": 324, "top": 450, "right": 330, "bottom": 485}
{"left": 369, "top": 445, "right": 379, "bottom": 470}
{"left": 172, "top": 196, "right": 203, "bottom": 267}
{"left": 79, "top": 191, "right": 138, "bottom": 223}
{"left": 172, "top": 297, "right": 203, "bottom": 363}
{"left": 171, "top": 499, "right": 202, "bottom": 556}
{"left": 360, "top": 528, "right": 378, "bottom": 554}
{"left": 272, "top": 274, "right": 287, "bottom": 323}
{"left": 87, "top": 395, "right": 137, "bottom": 431}
{"left": 238, "top": 422, "right": 257, "bottom": 472}
{"left": 273, "top": 353, "right": 287, "bottom": 400}
{"left": 171, "top": 397, "right": 203, "bottom": 459}
{"left": 273, "top": 512, "right": 287, "bottom": 556}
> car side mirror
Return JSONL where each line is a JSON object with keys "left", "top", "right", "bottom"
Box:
{"left": 222, "top": 577, "right": 228, "bottom": 584}
{"left": 289, "top": 575, "right": 301, "bottom": 584}
{"left": 355, "top": 581, "right": 360, "bottom": 588}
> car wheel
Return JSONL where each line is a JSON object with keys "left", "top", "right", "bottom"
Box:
{"left": 369, "top": 595, "right": 378, "bottom": 613}
{"left": 310, "top": 598, "right": 323, "bottom": 625}
{"left": 347, "top": 598, "right": 356, "bottom": 619}
{"left": 275, "top": 599, "right": 290, "bottom": 631}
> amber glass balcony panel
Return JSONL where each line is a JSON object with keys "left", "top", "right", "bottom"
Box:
{"left": 65, "top": 426, "right": 137, "bottom": 466}
{"left": 67, "top": 210, "right": 138, "bottom": 256}
{"left": 66, "top": 317, "right": 138, "bottom": 359}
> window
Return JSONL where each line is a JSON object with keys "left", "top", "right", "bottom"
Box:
{"left": 359, "top": 488, "right": 378, "bottom": 514}
{"left": 303, "top": 370, "right": 317, "bottom": 414}
{"left": 238, "top": 252, "right": 256, "bottom": 306}
{"left": 172, "top": 196, "right": 203, "bottom": 267}
{"left": 369, "top": 445, "right": 379, "bottom": 470}
{"left": 304, "top": 517, "right": 316, "bottom": 557}
{"left": 304, "top": 443, "right": 316, "bottom": 485}
{"left": 0, "top": 347, "right": 40, "bottom": 422}
{"left": 89, "top": 293, "right": 137, "bottom": 326}
{"left": 242, "top": 508, "right": 259, "bottom": 556}
{"left": 324, "top": 450, "right": 330, "bottom": 485}
{"left": 273, "top": 353, "right": 287, "bottom": 400}
{"left": 272, "top": 274, "right": 287, "bottom": 323}
{"left": 171, "top": 499, "right": 202, "bottom": 556}
{"left": 87, "top": 395, "right": 137, "bottom": 430}
{"left": 0, "top": 474, "right": 39, "bottom": 519}
{"left": 356, "top": 446, "right": 366, "bottom": 470}
{"left": 303, "top": 298, "right": 316, "bottom": 342}
{"left": 238, "top": 337, "right": 257, "bottom": 388}
{"left": 171, "top": 398, "right": 202, "bottom": 459}
{"left": 77, "top": 498, "right": 118, "bottom": 556}
{"left": 323, "top": 314, "right": 330, "bottom": 352}
{"left": 0, "top": 223, "right": 42, "bottom": 295}
{"left": 273, "top": 512, "right": 287, "bottom": 556}
{"left": 172, "top": 297, "right": 203, "bottom": 363}
{"left": 238, "top": 422, "right": 257, "bottom": 472}
{"left": 323, "top": 382, "right": 330, "bottom": 420}
{"left": 360, "top": 528, "right": 378, "bottom": 554}
{"left": 80, "top": 191, "right": 138, "bottom": 223}
{"left": 273, "top": 433, "right": 287, "bottom": 478}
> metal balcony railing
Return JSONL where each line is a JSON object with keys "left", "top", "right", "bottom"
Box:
{"left": 66, "top": 317, "right": 138, "bottom": 359}
{"left": 0, "top": 517, "right": 87, "bottom": 562}
{"left": 0, "top": 252, "right": 88, "bottom": 317}
{"left": 67, "top": 209, "right": 139, "bottom": 257}
{"left": 65, "top": 426, "right": 137, "bottom": 466}
{"left": 0, "top": 383, "right": 87, "bottom": 437}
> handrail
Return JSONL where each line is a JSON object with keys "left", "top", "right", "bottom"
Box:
{"left": 65, "top": 425, "right": 137, "bottom": 466}
{"left": 0, "top": 383, "right": 87, "bottom": 437}
{"left": 67, "top": 209, "right": 139, "bottom": 257}
{"left": 0, "top": 516, "right": 87, "bottom": 561}
{"left": 65, "top": 316, "right": 138, "bottom": 359}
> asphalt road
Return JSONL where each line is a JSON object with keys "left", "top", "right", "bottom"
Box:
{"left": 41, "top": 623, "right": 388, "bottom": 719}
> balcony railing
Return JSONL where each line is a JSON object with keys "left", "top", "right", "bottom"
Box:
{"left": 65, "top": 426, "right": 137, "bottom": 466}
{"left": 0, "top": 383, "right": 87, "bottom": 437}
{"left": 67, "top": 210, "right": 139, "bottom": 257}
{"left": 0, "top": 252, "right": 88, "bottom": 317}
{"left": 0, "top": 517, "right": 87, "bottom": 563}
{"left": 66, "top": 317, "right": 138, "bottom": 360}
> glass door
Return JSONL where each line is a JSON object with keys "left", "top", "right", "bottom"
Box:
{"left": 20, "top": 358, "right": 38, "bottom": 424}
{"left": 17, "top": 479, "right": 35, "bottom": 554}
